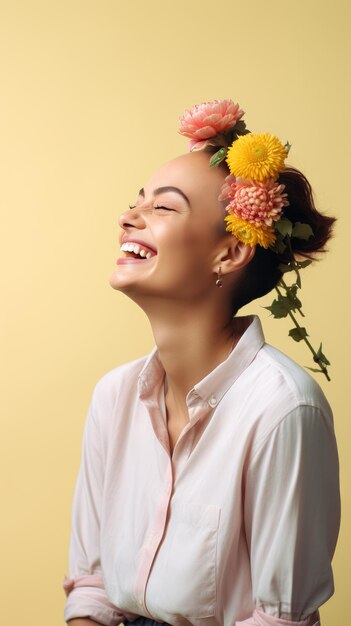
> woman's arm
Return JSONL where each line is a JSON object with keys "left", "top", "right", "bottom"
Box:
{"left": 239, "top": 404, "right": 340, "bottom": 625}
{"left": 63, "top": 386, "right": 126, "bottom": 626}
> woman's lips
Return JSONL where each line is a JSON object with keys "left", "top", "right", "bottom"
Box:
{"left": 116, "top": 255, "right": 157, "bottom": 265}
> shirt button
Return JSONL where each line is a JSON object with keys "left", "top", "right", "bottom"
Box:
{"left": 208, "top": 396, "right": 217, "bottom": 407}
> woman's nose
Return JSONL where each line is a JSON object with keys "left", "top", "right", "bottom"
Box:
{"left": 118, "top": 205, "right": 146, "bottom": 230}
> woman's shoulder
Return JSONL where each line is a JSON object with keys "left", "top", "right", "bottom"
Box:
{"left": 233, "top": 314, "right": 331, "bottom": 415}
{"left": 233, "top": 342, "right": 336, "bottom": 461}
{"left": 251, "top": 341, "right": 333, "bottom": 418}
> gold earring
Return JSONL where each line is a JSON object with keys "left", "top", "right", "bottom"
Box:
{"left": 215, "top": 265, "right": 223, "bottom": 288}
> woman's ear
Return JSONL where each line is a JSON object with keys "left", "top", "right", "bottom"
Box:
{"left": 214, "top": 236, "right": 256, "bottom": 276}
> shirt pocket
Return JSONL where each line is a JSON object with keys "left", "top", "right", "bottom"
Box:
{"left": 159, "top": 501, "right": 221, "bottom": 618}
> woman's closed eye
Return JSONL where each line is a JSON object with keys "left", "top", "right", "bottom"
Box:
{"left": 154, "top": 205, "right": 174, "bottom": 211}
{"left": 128, "top": 203, "right": 174, "bottom": 211}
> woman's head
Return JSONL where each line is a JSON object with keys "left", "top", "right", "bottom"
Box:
{"left": 110, "top": 150, "right": 255, "bottom": 315}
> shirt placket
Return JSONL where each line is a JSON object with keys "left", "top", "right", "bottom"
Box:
{"left": 171, "top": 396, "right": 212, "bottom": 481}
{"left": 133, "top": 393, "right": 173, "bottom": 615}
{"left": 133, "top": 389, "right": 212, "bottom": 615}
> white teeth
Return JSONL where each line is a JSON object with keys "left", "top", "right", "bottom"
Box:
{"left": 120, "top": 242, "right": 156, "bottom": 259}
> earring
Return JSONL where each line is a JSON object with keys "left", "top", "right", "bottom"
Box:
{"left": 215, "top": 265, "right": 223, "bottom": 288}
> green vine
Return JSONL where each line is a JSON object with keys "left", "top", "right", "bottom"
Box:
{"left": 264, "top": 219, "right": 331, "bottom": 381}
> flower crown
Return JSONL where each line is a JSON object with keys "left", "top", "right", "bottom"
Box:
{"left": 178, "top": 99, "right": 331, "bottom": 381}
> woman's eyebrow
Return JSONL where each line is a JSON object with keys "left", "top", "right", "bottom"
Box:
{"left": 138, "top": 186, "right": 191, "bottom": 207}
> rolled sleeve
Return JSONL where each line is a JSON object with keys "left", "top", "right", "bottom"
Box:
{"left": 241, "top": 404, "right": 340, "bottom": 624}
{"left": 236, "top": 607, "right": 320, "bottom": 625}
{"left": 63, "top": 388, "right": 126, "bottom": 626}
{"left": 64, "top": 581, "right": 124, "bottom": 626}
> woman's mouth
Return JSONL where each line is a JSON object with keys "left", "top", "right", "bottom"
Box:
{"left": 116, "top": 242, "right": 158, "bottom": 265}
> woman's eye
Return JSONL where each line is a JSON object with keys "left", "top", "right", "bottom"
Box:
{"left": 127, "top": 203, "right": 174, "bottom": 212}
{"left": 128, "top": 204, "right": 173, "bottom": 211}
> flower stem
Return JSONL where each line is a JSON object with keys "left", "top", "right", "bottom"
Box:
{"left": 279, "top": 277, "right": 305, "bottom": 317}
{"left": 285, "top": 238, "right": 304, "bottom": 316}
{"left": 275, "top": 284, "right": 331, "bottom": 381}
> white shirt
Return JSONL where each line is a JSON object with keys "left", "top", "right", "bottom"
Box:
{"left": 63, "top": 315, "right": 340, "bottom": 626}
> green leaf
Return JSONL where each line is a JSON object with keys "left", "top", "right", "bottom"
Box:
{"left": 264, "top": 299, "right": 289, "bottom": 318}
{"left": 275, "top": 217, "right": 293, "bottom": 237}
{"left": 305, "top": 366, "right": 324, "bottom": 373}
{"left": 278, "top": 263, "right": 293, "bottom": 273}
{"left": 285, "top": 140, "right": 292, "bottom": 154}
{"left": 232, "top": 120, "right": 251, "bottom": 136}
{"left": 289, "top": 327, "right": 308, "bottom": 342}
{"left": 283, "top": 284, "right": 302, "bottom": 310}
{"left": 286, "top": 283, "right": 298, "bottom": 296}
{"left": 266, "top": 281, "right": 304, "bottom": 320}
{"left": 272, "top": 237, "right": 287, "bottom": 254}
{"left": 291, "top": 222, "right": 314, "bottom": 240}
{"left": 209, "top": 147, "right": 227, "bottom": 168}
{"left": 297, "top": 259, "right": 313, "bottom": 269}
{"left": 315, "top": 342, "right": 331, "bottom": 366}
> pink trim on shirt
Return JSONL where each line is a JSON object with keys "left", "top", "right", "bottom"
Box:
{"left": 236, "top": 608, "right": 320, "bottom": 625}
{"left": 133, "top": 461, "right": 173, "bottom": 612}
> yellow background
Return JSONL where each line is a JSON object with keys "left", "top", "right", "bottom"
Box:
{"left": 0, "top": 1, "right": 349, "bottom": 624}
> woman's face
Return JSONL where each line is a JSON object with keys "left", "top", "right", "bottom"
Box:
{"left": 109, "top": 151, "right": 234, "bottom": 304}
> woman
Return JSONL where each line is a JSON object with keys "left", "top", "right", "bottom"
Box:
{"left": 63, "top": 100, "right": 340, "bottom": 626}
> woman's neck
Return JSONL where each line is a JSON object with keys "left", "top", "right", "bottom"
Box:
{"left": 144, "top": 299, "right": 244, "bottom": 411}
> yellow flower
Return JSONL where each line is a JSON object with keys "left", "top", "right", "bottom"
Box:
{"left": 224, "top": 214, "right": 276, "bottom": 248}
{"left": 226, "top": 133, "right": 287, "bottom": 182}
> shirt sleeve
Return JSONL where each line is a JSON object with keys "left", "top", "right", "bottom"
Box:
{"left": 63, "top": 387, "right": 126, "bottom": 626}
{"left": 237, "top": 404, "right": 340, "bottom": 626}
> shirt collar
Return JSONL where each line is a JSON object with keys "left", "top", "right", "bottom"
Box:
{"left": 137, "top": 314, "right": 265, "bottom": 408}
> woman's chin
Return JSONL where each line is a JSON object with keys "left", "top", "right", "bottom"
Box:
{"left": 109, "top": 254, "right": 159, "bottom": 291}
{"left": 108, "top": 266, "right": 150, "bottom": 293}
{"left": 109, "top": 268, "right": 132, "bottom": 291}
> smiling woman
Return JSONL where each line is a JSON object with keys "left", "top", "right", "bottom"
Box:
{"left": 63, "top": 100, "right": 340, "bottom": 626}
{"left": 109, "top": 150, "right": 244, "bottom": 314}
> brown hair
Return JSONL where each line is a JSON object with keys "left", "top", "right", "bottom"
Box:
{"left": 231, "top": 167, "right": 337, "bottom": 313}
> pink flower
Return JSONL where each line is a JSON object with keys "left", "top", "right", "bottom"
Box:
{"left": 179, "top": 99, "right": 244, "bottom": 151}
{"left": 218, "top": 174, "right": 237, "bottom": 201}
{"left": 226, "top": 178, "right": 289, "bottom": 226}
